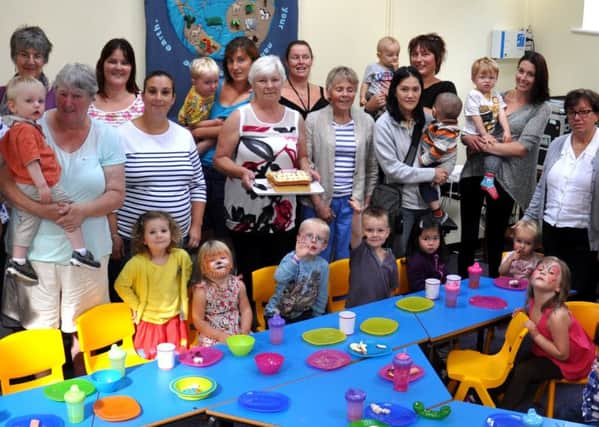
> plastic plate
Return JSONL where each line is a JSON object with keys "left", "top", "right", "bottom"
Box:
{"left": 238, "top": 390, "right": 290, "bottom": 412}
{"left": 43, "top": 378, "right": 96, "bottom": 402}
{"left": 347, "top": 419, "right": 390, "bottom": 427}
{"left": 179, "top": 347, "right": 224, "bottom": 367}
{"left": 484, "top": 413, "right": 524, "bottom": 426}
{"left": 364, "top": 402, "right": 417, "bottom": 426}
{"left": 302, "top": 328, "right": 347, "bottom": 346}
{"left": 347, "top": 340, "right": 391, "bottom": 358}
{"left": 469, "top": 295, "right": 508, "bottom": 310}
{"left": 306, "top": 349, "right": 352, "bottom": 370}
{"left": 93, "top": 395, "right": 141, "bottom": 422}
{"left": 493, "top": 277, "right": 528, "bottom": 291}
{"left": 377, "top": 363, "right": 425, "bottom": 383}
{"left": 360, "top": 318, "right": 399, "bottom": 336}
{"left": 395, "top": 296, "right": 434, "bottom": 313}
{"left": 6, "top": 414, "right": 64, "bottom": 427}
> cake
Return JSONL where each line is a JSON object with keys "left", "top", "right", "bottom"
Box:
{"left": 266, "top": 169, "right": 311, "bottom": 187}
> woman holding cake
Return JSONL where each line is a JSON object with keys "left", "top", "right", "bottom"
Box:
{"left": 214, "top": 55, "right": 313, "bottom": 296}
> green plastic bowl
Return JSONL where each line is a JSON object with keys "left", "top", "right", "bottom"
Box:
{"left": 226, "top": 334, "right": 255, "bottom": 356}
{"left": 169, "top": 376, "right": 217, "bottom": 401}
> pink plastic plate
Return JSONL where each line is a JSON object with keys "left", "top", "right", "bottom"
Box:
{"left": 306, "top": 349, "right": 352, "bottom": 371}
{"left": 377, "top": 363, "right": 425, "bottom": 383}
{"left": 469, "top": 295, "right": 508, "bottom": 310}
{"left": 493, "top": 276, "right": 528, "bottom": 291}
{"left": 179, "top": 347, "right": 224, "bottom": 367}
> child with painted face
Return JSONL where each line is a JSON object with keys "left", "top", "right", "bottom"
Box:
{"left": 501, "top": 257, "right": 596, "bottom": 410}
{"left": 264, "top": 218, "right": 330, "bottom": 324}
{"left": 498, "top": 219, "right": 542, "bottom": 279}
{"left": 192, "top": 240, "right": 252, "bottom": 346}
{"left": 115, "top": 211, "right": 192, "bottom": 359}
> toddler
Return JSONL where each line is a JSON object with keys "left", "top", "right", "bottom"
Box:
{"left": 359, "top": 36, "right": 400, "bottom": 117}
{"left": 264, "top": 218, "right": 330, "bottom": 324}
{"left": 346, "top": 199, "right": 398, "bottom": 308}
{"left": 498, "top": 219, "right": 542, "bottom": 279}
{"left": 418, "top": 92, "right": 462, "bottom": 225}
{"left": 192, "top": 240, "right": 252, "bottom": 346}
{"left": 501, "top": 257, "right": 596, "bottom": 410}
{"left": 406, "top": 214, "right": 448, "bottom": 292}
{"left": 1, "top": 76, "right": 100, "bottom": 283}
{"left": 115, "top": 211, "right": 192, "bottom": 359}
{"left": 462, "top": 57, "right": 512, "bottom": 200}
{"left": 177, "top": 57, "right": 223, "bottom": 155}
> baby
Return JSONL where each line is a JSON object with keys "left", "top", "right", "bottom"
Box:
{"left": 498, "top": 219, "right": 542, "bottom": 280}
{"left": 360, "top": 36, "right": 400, "bottom": 117}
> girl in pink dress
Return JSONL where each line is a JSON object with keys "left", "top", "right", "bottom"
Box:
{"left": 192, "top": 240, "right": 253, "bottom": 346}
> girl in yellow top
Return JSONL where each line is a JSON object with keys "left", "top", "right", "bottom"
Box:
{"left": 115, "top": 211, "right": 192, "bottom": 359}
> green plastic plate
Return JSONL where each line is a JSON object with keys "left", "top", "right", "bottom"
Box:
{"left": 395, "top": 296, "right": 434, "bottom": 313}
{"left": 302, "top": 328, "right": 347, "bottom": 346}
{"left": 359, "top": 317, "right": 399, "bottom": 336}
{"left": 43, "top": 378, "right": 96, "bottom": 401}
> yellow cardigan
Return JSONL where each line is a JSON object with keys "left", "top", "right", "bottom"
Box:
{"left": 115, "top": 248, "right": 192, "bottom": 324}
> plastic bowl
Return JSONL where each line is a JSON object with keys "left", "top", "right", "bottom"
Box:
{"left": 226, "top": 334, "right": 255, "bottom": 356}
{"left": 254, "top": 352, "right": 284, "bottom": 375}
{"left": 90, "top": 368, "right": 122, "bottom": 393}
{"left": 169, "top": 376, "right": 217, "bottom": 401}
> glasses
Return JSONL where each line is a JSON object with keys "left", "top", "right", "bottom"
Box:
{"left": 566, "top": 109, "right": 594, "bottom": 118}
{"left": 303, "top": 233, "right": 326, "bottom": 243}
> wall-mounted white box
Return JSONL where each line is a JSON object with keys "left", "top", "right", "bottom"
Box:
{"left": 490, "top": 30, "right": 526, "bottom": 59}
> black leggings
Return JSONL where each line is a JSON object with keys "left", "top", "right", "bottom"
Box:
{"left": 458, "top": 176, "right": 514, "bottom": 278}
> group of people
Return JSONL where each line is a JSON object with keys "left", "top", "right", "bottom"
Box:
{"left": 0, "top": 24, "right": 597, "bottom": 420}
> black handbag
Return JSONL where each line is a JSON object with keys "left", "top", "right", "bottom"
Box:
{"left": 371, "top": 125, "right": 422, "bottom": 236}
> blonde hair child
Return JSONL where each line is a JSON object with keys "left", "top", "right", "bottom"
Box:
{"left": 498, "top": 219, "right": 542, "bottom": 279}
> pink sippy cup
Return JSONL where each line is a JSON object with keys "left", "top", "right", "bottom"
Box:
{"left": 468, "top": 262, "right": 483, "bottom": 289}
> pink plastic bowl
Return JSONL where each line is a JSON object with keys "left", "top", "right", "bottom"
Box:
{"left": 254, "top": 352, "right": 284, "bottom": 375}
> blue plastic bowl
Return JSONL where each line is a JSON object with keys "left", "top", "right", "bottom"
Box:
{"left": 90, "top": 368, "right": 122, "bottom": 393}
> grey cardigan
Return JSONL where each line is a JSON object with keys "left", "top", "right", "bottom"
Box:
{"left": 303, "top": 105, "right": 377, "bottom": 206}
{"left": 523, "top": 133, "right": 599, "bottom": 251}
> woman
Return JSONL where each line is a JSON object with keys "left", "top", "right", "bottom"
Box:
{"left": 88, "top": 38, "right": 144, "bottom": 126}
{"left": 214, "top": 55, "right": 312, "bottom": 295}
{"left": 303, "top": 66, "right": 377, "bottom": 261}
{"left": 0, "top": 63, "right": 125, "bottom": 360}
{"left": 280, "top": 40, "right": 329, "bottom": 119}
{"left": 0, "top": 25, "right": 55, "bottom": 115}
{"left": 523, "top": 89, "right": 599, "bottom": 302}
{"left": 459, "top": 51, "right": 551, "bottom": 278}
{"left": 374, "top": 66, "right": 449, "bottom": 257}
{"left": 112, "top": 71, "right": 206, "bottom": 262}
{"left": 196, "top": 37, "right": 258, "bottom": 239}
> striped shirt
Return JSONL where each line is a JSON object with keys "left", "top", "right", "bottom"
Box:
{"left": 333, "top": 120, "right": 356, "bottom": 197}
{"left": 117, "top": 120, "right": 207, "bottom": 238}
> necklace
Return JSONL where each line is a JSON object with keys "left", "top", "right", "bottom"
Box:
{"left": 288, "top": 80, "right": 310, "bottom": 112}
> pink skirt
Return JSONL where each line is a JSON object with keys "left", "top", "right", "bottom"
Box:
{"left": 134, "top": 315, "right": 188, "bottom": 359}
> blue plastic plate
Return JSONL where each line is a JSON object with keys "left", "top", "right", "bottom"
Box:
{"left": 364, "top": 402, "right": 416, "bottom": 426}
{"left": 238, "top": 390, "right": 290, "bottom": 412}
{"left": 347, "top": 340, "right": 391, "bottom": 358}
{"left": 6, "top": 414, "right": 64, "bottom": 427}
{"left": 484, "top": 413, "right": 524, "bottom": 426}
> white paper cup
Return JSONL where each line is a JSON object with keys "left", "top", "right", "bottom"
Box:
{"left": 156, "top": 342, "right": 176, "bottom": 370}
{"left": 339, "top": 311, "right": 356, "bottom": 335}
{"left": 446, "top": 274, "right": 462, "bottom": 288}
{"left": 425, "top": 278, "right": 441, "bottom": 300}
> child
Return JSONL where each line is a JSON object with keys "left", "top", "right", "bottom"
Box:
{"left": 501, "top": 257, "right": 596, "bottom": 410}
{"left": 406, "top": 214, "right": 448, "bottom": 292}
{"left": 582, "top": 357, "right": 599, "bottom": 424}
{"left": 346, "top": 199, "right": 398, "bottom": 307}
{"left": 418, "top": 92, "right": 462, "bottom": 225}
{"left": 177, "top": 57, "right": 223, "bottom": 155}
{"left": 462, "top": 57, "right": 512, "bottom": 200}
{"left": 192, "top": 240, "right": 252, "bottom": 346}
{"left": 0, "top": 76, "right": 100, "bottom": 283}
{"left": 264, "top": 218, "right": 330, "bottom": 324}
{"left": 498, "top": 219, "right": 542, "bottom": 279}
{"left": 359, "top": 36, "right": 400, "bottom": 118}
{"left": 115, "top": 211, "right": 192, "bottom": 359}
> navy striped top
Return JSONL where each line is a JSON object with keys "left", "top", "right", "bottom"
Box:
{"left": 333, "top": 120, "right": 356, "bottom": 197}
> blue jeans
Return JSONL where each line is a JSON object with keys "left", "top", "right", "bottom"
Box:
{"left": 303, "top": 196, "right": 352, "bottom": 262}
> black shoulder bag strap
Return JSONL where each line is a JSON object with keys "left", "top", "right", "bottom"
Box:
{"left": 404, "top": 121, "right": 423, "bottom": 167}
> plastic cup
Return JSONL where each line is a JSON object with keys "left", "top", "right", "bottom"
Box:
{"left": 345, "top": 388, "right": 366, "bottom": 421}
{"left": 64, "top": 384, "right": 85, "bottom": 424}
{"left": 156, "top": 342, "right": 176, "bottom": 370}
{"left": 108, "top": 343, "right": 126, "bottom": 377}
{"left": 338, "top": 311, "right": 356, "bottom": 335}
{"left": 425, "top": 278, "right": 441, "bottom": 300}
{"left": 468, "top": 262, "right": 483, "bottom": 289}
{"left": 268, "top": 314, "right": 285, "bottom": 345}
{"left": 445, "top": 281, "right": 460, "bottom": 308}
{"left": 392, "top": 352, "right": 413, "bottom": 392}
{"left": 446, "top": 274, "right": 461, "bottom": 288}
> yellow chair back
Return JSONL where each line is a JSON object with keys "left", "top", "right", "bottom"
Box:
{"left": 76, "top": 302, "right": 149, "bottom": 374}
{"left": 252, "top": 266, "right": 277, "bottom": 331}
{"left": 0, "top": 328, "right": 65, "bottom": 395}
{"left": 327, "top": 258, "right": 350, "bottom": 312}
{"left": 393, "top": 257, "right": 410, "bottom": 295}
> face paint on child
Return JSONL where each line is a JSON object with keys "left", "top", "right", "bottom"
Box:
{"left": 202, "top": 252, "right": 233, "bottom": 280}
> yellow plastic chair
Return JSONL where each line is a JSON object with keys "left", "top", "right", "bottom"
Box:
{"left": 446, "top": 311, "right": 529, "bottom": 407}
{"left": 534, "top": 301, "right": 599, "bottom": 417}
{"left": 327, "top": 258, "right": 350, "bottom": 312}
{"left": 393, "top": 257, "right": 410, "bottom": 296}
{"left": 0, "top": 328, "right": 65, "bottom": 395}
{"left": 252, "top": 265, "right": 278, "bottom": 331}
{"left": 76, "top": 302, "right": 149, "bottom": 374}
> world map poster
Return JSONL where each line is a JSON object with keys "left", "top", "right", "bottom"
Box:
{"left": 145, "top": 0, "right": 299, "bottom": 119}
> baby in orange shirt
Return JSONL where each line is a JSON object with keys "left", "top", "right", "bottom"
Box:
{"left": 0, "top": 76, "right": 100, "bottom": 283}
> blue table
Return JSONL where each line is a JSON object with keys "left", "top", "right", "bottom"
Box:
{"left": 206, "top": 344, "right": 451, "bottom": 426}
